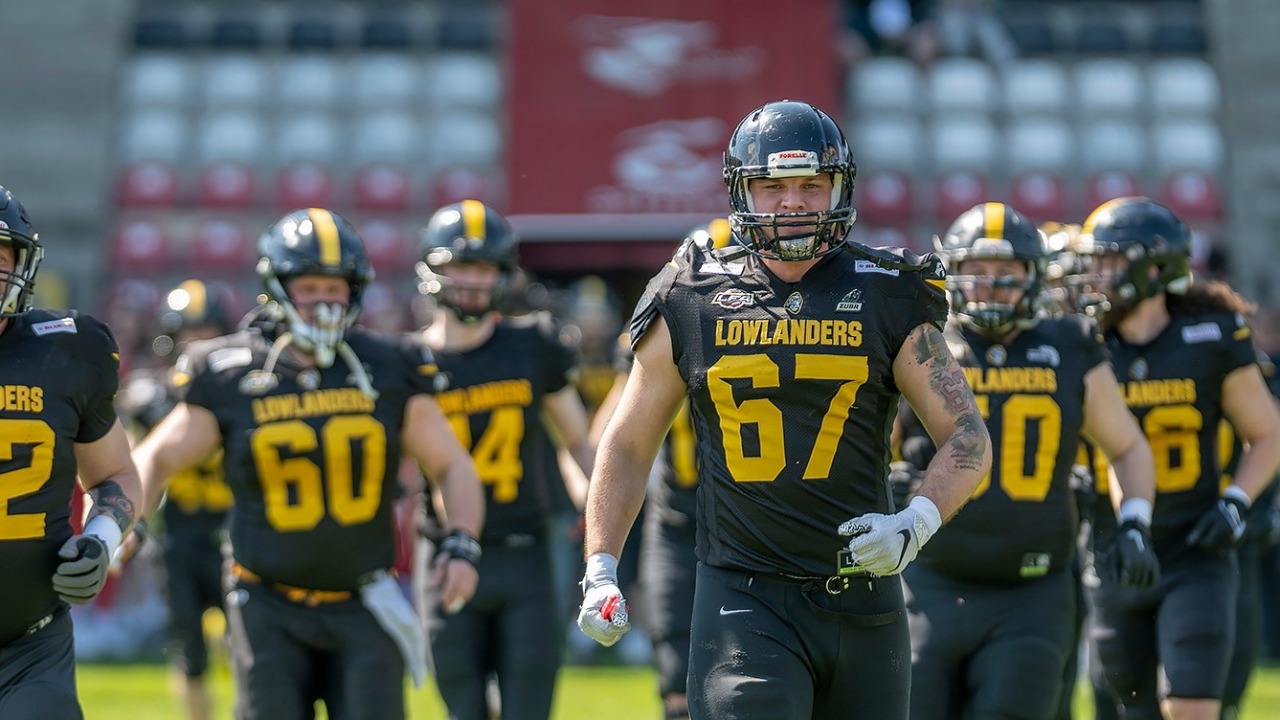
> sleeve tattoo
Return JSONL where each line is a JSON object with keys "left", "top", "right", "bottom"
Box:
{"left": 88, "top": 480, "right": 136, "bottom": 533}
{"left": 914, "top": 327, "right": 987, "bottom": 472}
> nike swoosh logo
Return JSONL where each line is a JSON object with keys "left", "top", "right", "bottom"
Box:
{"left": 719, "top": 606, "right": 751, "bottom": 616}
{"left": 895, "top": 529, "right": 912, "bottom": 568}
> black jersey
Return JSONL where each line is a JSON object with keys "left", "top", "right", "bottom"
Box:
{"left": 118, "top": 367, "right": 231, "bottom": 539}
{"left": 1092, "top": 311, "right": 1257, "bottom": 555}
{"left": 631, "top": 241, "right": 948, "bottom": 578}
{"left": 173, "top": 325, "right": 440, "bottom": 591}
{"left": 916, "top": 316, "right": 1107, "bottom": 583}
{"left": 0, "top": 310, "right": 120, "bottom": 643}
{"left": 429, "top": 317, "right": 577, "bottom": 543}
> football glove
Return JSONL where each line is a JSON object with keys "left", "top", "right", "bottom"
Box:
{"left": 52, "top": 535, "right": 112, "bottom": 604}
{"left": 577, "top": 553, "right": 630, "bottom": 647}
{"left": 1111, "top": 519, "right": 1160, "bottom": 589}
{"left": 1187, "top": 491, "right": 1249, "bottom": 550}
{"left": 838, "top": 496, "right": 942, "bottom": 576}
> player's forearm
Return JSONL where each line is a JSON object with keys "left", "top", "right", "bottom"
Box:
{"left": 583, "top": 445, "right": 651, "bottom": 559}
{"left": 915, "top": 414, "right": 990, "bottom": 521}
{"left": 86, "top": 477, "right": 139, "bottom": 535}
{"left": 434, "top": 460, "right": 484, "bottom": 538}
{"left": 1106, "top": 440, "right": 1156, "bottom": 509}
{"left": 1231, "top": 431, "right": 1280, "bottom": 501}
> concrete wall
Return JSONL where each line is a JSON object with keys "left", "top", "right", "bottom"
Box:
{"left": 0, "top": 0, "right": 135, "bottom": 304}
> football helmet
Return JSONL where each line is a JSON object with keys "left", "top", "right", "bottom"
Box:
{"left": 934, "top": 202, "right": 1047, "bottom": 336}
{"left": 416, "top": 199, "right": 519, "bottom": 323}
{"left": 153, "top": 279, "right": 233, "bottom": 357}
{"left": 723, "top": 100, "right": 857, "bottom": 261}
{"left": 0, "top": 185, "right": 44, "bottom": 317}
{"left": 256, "top": 208, "right": 373, "bottom": 368}
{"left": 1073, "top": 196, "right": 1191, "bottom": 319}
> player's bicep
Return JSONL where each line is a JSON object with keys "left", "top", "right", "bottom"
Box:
{"left": 1081, "top": 361, "right": 1146, "bottom": 457}
{"left": 606, "top": 315, "right": 685, "bottom": 465}
{"left": 75, "top": 421, "right": 140, "bottom": 490}
{"left": 542, "top": 385, "right": 592, "bottom": 451}
{"left": 403, "top": 394, "right": 472, "bottom": 484}
{"left": 133, "top": 402, "right": 221, "bottom": 477}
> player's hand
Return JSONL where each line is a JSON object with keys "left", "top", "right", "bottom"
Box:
{"left": 431, "top": 530, "right": 480, "bottom": 614}
{"left": 1111, "top": 519, "right": 1160, "bottom": 589}
{"left": 52, "top": 535, "right": 112, "bottom": 604}
{"left": 838, "top": 496, "right": 941, "bottom": 576}
{"left": 577, "top": 553, "right": 630, "bottom": 647}
{"left": 1187, "top": 495, "right": 1249, "bottom": 550}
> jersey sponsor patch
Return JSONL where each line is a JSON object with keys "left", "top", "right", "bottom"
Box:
{"left": 1181, "top": 322, "right": 1223, "bottom": 344}
{"left": 712, "top": 289, "right": 756, "bottom": 310}
{"left": 31, "top": 317, "right": 76, "bottom": 335}
{"left": 208, "top": 347, "right": 254, "bottom": 372}
{"left": 698, "top": 261, "right": 745, "bottom": 276}
{"left": 854, "top": 259, "right": 899, "bottom": 276}
{"left": 836, "top": 289, "right": 863, "bottom": 313}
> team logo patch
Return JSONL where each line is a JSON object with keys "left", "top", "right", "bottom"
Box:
{"left": 31, "top": 317, "right": 76, "bottom": 336}
{"left": 712, "top": 289, "right": 756, "bottom": 310}
{"left": 1026, "top": 345, "right": 1060, "bottom": 367}
{"left": 1129, "top": 358, "right": 1149, "bottom": 380}
{"left": 239, "top": 370, "right": 279, "bottom": 395}
{"left": 784, "top": 291, "right": 804, "bottom": 316}
{"left": 1181, "top": 322, "right": 1222, "bottom": 344}
{"left": 297, "top": 369, "right": 321, "bottom": 390}
{"left": 854, "top": 259, "right": 899, "bottom": 276}
{"left": 985, "top": 345, "right": 1007, "bottom": 367}
{"left": 836, "top": 288, "right": 863, "bottom": 313}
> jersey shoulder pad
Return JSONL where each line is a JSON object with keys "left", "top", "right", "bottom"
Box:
{"left": 22, "top": 309, "right": 121, "bottom": 364}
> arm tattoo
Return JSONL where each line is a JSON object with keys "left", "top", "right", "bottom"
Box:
{"left": 88, "top": 480, "right": 136, "bottom": 534}
{"left": 915, "top": 327, "right": 987, "bottom": 471}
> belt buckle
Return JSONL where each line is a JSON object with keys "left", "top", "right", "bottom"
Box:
{"left": 824, "top": 576, "right": 849, "bottom": 595}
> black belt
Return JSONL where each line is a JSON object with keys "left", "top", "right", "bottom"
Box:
{"left": 771, "top": 571, "right": 873, "bottom": 596}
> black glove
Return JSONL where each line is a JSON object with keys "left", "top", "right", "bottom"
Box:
{"left": 1186, "top": 496, "right": 1249, "bottom": 550}
{"left": 1111, "top": 519, "right": 1160, "bottom": 589}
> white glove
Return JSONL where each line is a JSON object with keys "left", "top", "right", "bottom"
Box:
{"left": 52, "top": 515, "right": 122, "bottom": 604}
{"left": 360, "top": 570, "right": 430, "bottom": 689}
{"left": 577, "top": 553, "right": 630, "bottom": 647}
{"left": 837, "top": 496, "right": 942, "bottom": 576}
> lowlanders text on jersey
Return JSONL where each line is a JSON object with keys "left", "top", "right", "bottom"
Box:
{"left": 714, "top": 319, "right": 863, "bottom": 347}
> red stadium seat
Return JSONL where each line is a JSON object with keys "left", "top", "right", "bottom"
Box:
{"left": 1158, "top": 169, "right": 1222, "bottom": 221}
{"left": 358, "top": 218, "right": 411, "bottom": 271}
{"left": 935, "top": 171, "right": 989, "bottom": 224}
{"left": 354, "top": 163, "right": 411, "bottom": 212}
{"left": 116, "top": 161, "right": 181, "bottom": 208}
{"left": 1085, "top": 171, "right": 1143, "bottom": 214}
{"left": 856, "top": 170, "right": 914, "bottom": 225}
{"left": 196, "top": 161, "right": 256, "bottom": 208}
{"left": 109, "top": 219, "right": 174, "bottom": 271}
{"left": 191, "top": 218, "right": 254, "bottom": 270}
{"left": 429, "top": 166, "right": 502, "bottom": 209}
{"left": 1009, "top": 171, "right": 1067, "bottom": 223}
{"left": 276, "top": 162, "right": 334, "bottom": 211}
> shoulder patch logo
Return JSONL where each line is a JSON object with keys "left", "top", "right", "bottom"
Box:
{"left": 713, "top": 289, "right": 756, "bottom": 310}
{"left": 836, "top": 288, "right": 863, "bottom": 313}
{"left": 1181, "top": 322, "right": 1222, "bottom": 344}
{"left": 1026, "top": 345, "right": 1061, "bottom": 367}
{"left": 854, "top": 259, "right": 899, "bottom": 276}
{"left": 32, "top": 318, "right": 76, "bottom": 336}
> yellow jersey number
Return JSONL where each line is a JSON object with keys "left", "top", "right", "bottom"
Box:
{"left": 0, "top": 418, "right": 55, "bottom": 540}
{"left": 707, "top": 353, "right": 869, "bottom": 482}
{"left": 971, "top": 394, "right": 1061, "bottom": 501}
{"left": 252, "top": 416, "right": 387, "bottom": 532}
{"left": 1093, "top": 403, "right": 1203, "bottom": 494}
{"left": 448, "top": 407, "right": 524, "bottom": 503}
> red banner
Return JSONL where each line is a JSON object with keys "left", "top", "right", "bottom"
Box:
{"left": 507, "top": 0, "right": 841, "bottom": 216}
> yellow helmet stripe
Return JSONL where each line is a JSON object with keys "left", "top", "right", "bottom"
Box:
{"left": 180, "top": 279, "right": 207, "bottom": 317}
{"left": 308, "top": 208, "right": 341, "bottom": 267}
{"left": 708, "top": 218, "right": 732, "bottom": 249}
{"left": 983, "top": 202, "right": 1006, "bottom": 240}
{"left": 1082, "top": 197, "right": 1127, "bottom": 235}
{"left": 460, "top": 199, "right": 487, "bottom": 240}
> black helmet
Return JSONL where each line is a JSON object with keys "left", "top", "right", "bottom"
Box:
{"left": 1074, "top": 196, "right": 1191, "bottom": 318}
{"left": 0, "top": 185, "right": 43, "bottom": 317}
{"left": 153, "top": 279, "right": 233, "bottom": 357}
{"left": 416, "top": 199, "right": 519, "bottom": 323}
{"left": 256, "top": 208, "right": 373, "bottom": 366}
{"left": 723, "top": 100, "right": 857, "bottom": 261}
{"left": 934, "top": 202, "right": 1047, "bottom": 336}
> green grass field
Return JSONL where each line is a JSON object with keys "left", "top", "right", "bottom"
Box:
{"left": 77, "top": 661, "right": 1280, "bottom": 719}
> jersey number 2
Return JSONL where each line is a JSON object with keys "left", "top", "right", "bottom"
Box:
{"left": 0, "top": 418, "right": 55, "bottom": 540}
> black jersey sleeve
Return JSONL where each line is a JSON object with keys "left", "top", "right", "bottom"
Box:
{"left": 1223, "top": 312, "right": 1261, "bottom": 372}
{"left": 68, "top": 313, "right": 123, "bottom": 443}
{"left": 628, "top": 255, "right": 685, "bottom": 356}
{"left": 536, "top": 316, "right": 579, "bottom": 395}
{"left": 396, "top": 332, "right": 444, "bottom": 396}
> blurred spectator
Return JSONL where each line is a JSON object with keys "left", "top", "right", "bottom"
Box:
{"left": 926, "top": 0, "right": 1018, "bottom": 64}
{"left": 840, "top": 0, "right": 936, "bottom": 66}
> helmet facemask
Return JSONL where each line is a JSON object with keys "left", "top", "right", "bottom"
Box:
{"left": 262, "top": 274, "right": 360, "bottom": 369}
{"left": 0, "top": 234, "right": 43, "bottom": 317}
{"left": 727, "top": 162, "right": 857, "bottom": 262}
{"left": 948, "top": 258, "right": 1042, "bottom": 337}
{"left": 416, "top": 252, "right": 509, "bottom": 325}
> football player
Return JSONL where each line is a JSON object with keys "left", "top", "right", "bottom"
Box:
{"left": 1073, "top": 197, "right": 1280, "bottom": 720}
{"left": 577, "top": 99, "right": 992, "bottom": 719}
{"left": 897, "top": 202, "right": 1160, "bottom": 720}
{"left": 412, "top": 200, "right": 594, "bottom": 720}
{"left": 132, "top": 208, "right": 485, "bottom": 720}
{"left": 116, "top": 279, "right": 233, "bottom": 720}
{"left": 0, "top": 184, "right": 142, "bottom": 718}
